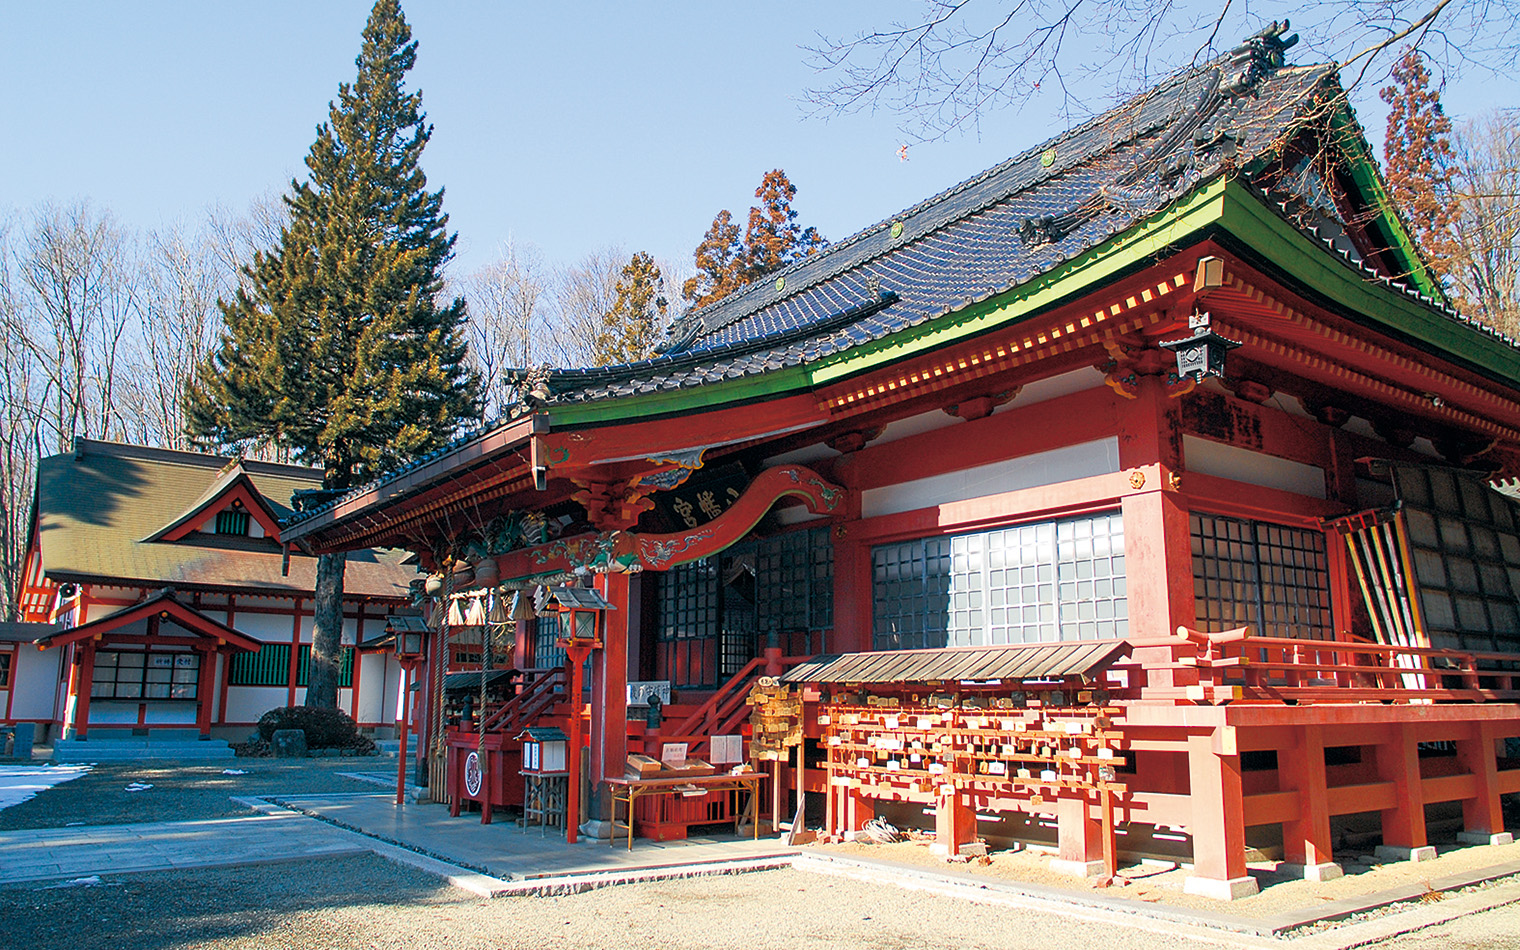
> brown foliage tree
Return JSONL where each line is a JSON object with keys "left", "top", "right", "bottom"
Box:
{"left": 682, "top": 170, "right": 826, "bottom": 309}
{"left": 1380, "top": 47, "right": 1460, "bottom": 285}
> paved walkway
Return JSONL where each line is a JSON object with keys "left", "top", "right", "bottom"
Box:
{"left": 278, "top": 791, "right": 798, "bottom": 881}
{"left": 0, "top": 811, "right": 367, "bottom": 884}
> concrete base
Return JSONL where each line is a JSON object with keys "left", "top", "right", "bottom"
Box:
{"left": 1280, "top": 861, "right": 1344, "bottom": 882}
{"left": 1374, "top": 844, "right": 1438, "bottom": 863}
{"left": 1182, "top": 875, "right": 1260, "bottom": 901}
{"left": 1457, "top": 831, "right": 1514, "bottom": 846}
{"left": 1048, "top": 858, "right": 1106, "bottom": 879}
{"left": 579, "top": 819, "right": 614, "bottom": 840}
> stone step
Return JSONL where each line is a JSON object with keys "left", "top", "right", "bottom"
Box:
{"left": 373, "top": 739, "right": 401, "bottom": 757}
{"left": 51, "top": 739, "right": 236, "bottom": 762}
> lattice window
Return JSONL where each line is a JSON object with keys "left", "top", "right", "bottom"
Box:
{"left": 871, "top": 512, "right": 1126, "bottom": 651}
{"left": 229, "top": 643, "right": 290, "bottom": 686}
{"left": 532, "top": 614, "right": 566, "bottom": 670}
{"left": 215, "top": 509, "right": 250, "bottom": 536}
{"left": 1395, "top": 466, "right": 1520, "bottom": 654}
{"left": 756, "top": 526, "right": 834, "bottom": 654}
{"left": 294, "top": 645, "right": 354, "bottom": 688}
{"left": 1192, "top": 513, "right": 1331, "bottom": 638}
{"left": 92, "top": 650, "right": 200, "bottom": 700}
{"left": 0, "top": 651, "right": 10, "bottom": 688}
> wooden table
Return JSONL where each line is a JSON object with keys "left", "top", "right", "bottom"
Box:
{"left": 606, "top": 772, "right": 767, "bottom": 850}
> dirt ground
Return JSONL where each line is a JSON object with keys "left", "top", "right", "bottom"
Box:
{"left": 816, "top": 835, "right": 1520, "bottom": 919}
{"left": 2, "top": 854, "right": 1518, "bottom": 950}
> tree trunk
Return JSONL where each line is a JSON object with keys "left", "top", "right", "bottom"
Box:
{"left": 306, "top": 550, "right": 346, "bottom": 708}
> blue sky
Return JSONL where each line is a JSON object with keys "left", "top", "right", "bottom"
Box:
{"left": 4, "top": 4, "right": 1515, "bottom": 278}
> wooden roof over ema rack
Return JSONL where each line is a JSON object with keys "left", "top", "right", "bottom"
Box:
{"left": 781, "top": 640, "right": 1132, "bottom": 685}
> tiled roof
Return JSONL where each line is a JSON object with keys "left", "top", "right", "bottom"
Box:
{"left": 34, "top": 440, "right": 411, "bottom": 599}
{"left": 781, "top": 640, "right": 1132, "bottom": 684}
{"left": 541, "top": 49, "right": 1338, "bottom": 406}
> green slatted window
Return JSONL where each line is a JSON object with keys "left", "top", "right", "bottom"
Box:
{"left": 295, "top": 645, "right": 354, "bottom": 688}
{"left": 215, "top": 509, "right": 250, "bottom": 535}
{"left": 229, "top": 643, "right": 290, "bottom": 686}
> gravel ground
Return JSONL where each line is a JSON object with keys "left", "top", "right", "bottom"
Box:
{"left": 0, "top": 759, "right": 380, "bottom": 830}
{"left": 2, "top": 854, "right": 1518, "bottom": 950}
{"left": 818, "top": 837, "right": 1520, "bottom": 919}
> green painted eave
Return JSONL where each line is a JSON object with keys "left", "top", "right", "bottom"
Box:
{"left": 548, "top": 177, "right": 1233, "bottom": 428}
{"left": 1215, "top": 179, "right": 1520, "bottom": 385}
{"left": 545, "top": 171, "right": 1520, "bottom": 432}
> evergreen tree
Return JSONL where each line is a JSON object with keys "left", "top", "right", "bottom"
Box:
{"left": 185, "top": 0, "right": 480, "bottom": 707}
{"left": 682, "top": 169, "right": 825, "bottom": 309}
{"left": 1380, "top": 48, "right": 1460, "bottom": 286}
{"left": 595, "top": 251, "right": 667, "bottom": 365}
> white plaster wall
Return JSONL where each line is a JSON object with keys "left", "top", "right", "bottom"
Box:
{"left": 1002, "top": 367, "right": 1106, "bottom": 409}
{"left": 1182, "top": 435, "right": 1327, "bottom": 499}
{"left": 223, "top": 686, "right": 287, "bottom": 724}
{"left": 862, "top": 437, "right": 1121, "bottom": 519}
{"left": 355, "top": 652, "right": 393, "bottom": 724}
{"left": 142, "top": 703, "right": 197, "bottom": 725}
{"left": 233, "top": 612, "right": 296, "bottom": 643}
{"left": 10, "top": 648, "right": 62, "bottom": 720}
{"left": 88, "top": 701, "right": 141, "bottom": 725}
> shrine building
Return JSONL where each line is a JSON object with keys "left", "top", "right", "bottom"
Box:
{"left": 282, "top": 30, "right": 1520, "bottom": 900}
{"left": 7, "top": 439, "right": 412, "bottom": 749}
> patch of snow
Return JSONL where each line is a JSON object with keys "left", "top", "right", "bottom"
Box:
{"left": 0, "top": 764, "right": 91, "bottom": 811}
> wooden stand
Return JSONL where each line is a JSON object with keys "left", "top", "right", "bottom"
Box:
{"left": 522, "top": 773, "right": 569, "bottom": 835}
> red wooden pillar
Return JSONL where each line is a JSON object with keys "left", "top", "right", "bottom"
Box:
{"left": 74, "top": 640, "right": 97, "bottom": 740}
{"left": 846, "top": 784, "right": 875, "bottom": 833}
{"left": 1278, "top": 724, "right": 1341, "bottom": 880}
{"left": 1118, "top": 375, "right": 1193, "bottom": 646}
{"left": 195, "top": 647, "right": 216, "bottom": 737}
{"left": 562, "top": 639, "right": 596, "bottom": 844}
{"left": 933, "top": 787, "right": 978, "bottom": 857}
{"left": 830, "top": 524, "right": 870, "bottom": 654}
{"left": 1051, "top": 792, "right": 1105, "bottom": 877}
{"left": 1373, "top": 726, "right": 1435, "bottom": 861}
{"left": 1183, "top": 730, "right": 1258, "bottom": 899}
{"left": 1456, "top": 721, "right": 1512, "bottom": 845}
{"left": 593, "top": 573, "right": 631, "bottom": 785}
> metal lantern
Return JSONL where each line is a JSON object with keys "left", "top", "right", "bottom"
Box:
{"left": 541, "top": 585, "right": 616, "bottom": 644}
{"left": 1159, "top": 311, "right": 1242, "bottom": 383}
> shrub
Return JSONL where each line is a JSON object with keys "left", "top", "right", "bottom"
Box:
{"left": 256, "top": 705, "right": 367, "bottom": 749}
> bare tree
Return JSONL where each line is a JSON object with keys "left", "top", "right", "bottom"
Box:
{"left": 118, "top": 222, "right": 230, "bottom": 450}
{"left": 803, "top": 1, "right": 1520, "bottom": 141}
{"left": 0, "top": 215, "right": 49, "bottom": 620}
{"left": 1448, "top": 110, "right": 1520, "bottom": 333}
{"left": 9, "top": 202, "right": 136, "bottom": 453}
{"left": 544, "top": 245, "right": 627, "bottom": 367}
{"left": 459, "top": 239, "right": 550, "bottom": 420}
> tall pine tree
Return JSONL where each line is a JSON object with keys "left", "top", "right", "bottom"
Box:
{"left": 682, "top": 169, "right": 825, "bottom": 309}
{"left": 186, "top": 0, "right": 480, "bottom": 708}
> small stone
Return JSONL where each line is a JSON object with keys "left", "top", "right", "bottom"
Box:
{"left": 271, "top": 729, "right": 307, "bottom": 758}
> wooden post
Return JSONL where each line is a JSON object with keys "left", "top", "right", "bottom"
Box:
{"left": 1373, "top": 727, "right": 1435, "bottom": 862}
{"left": 1051, "top": 792, "right": 1104, "bottom": 877}
{"left": 1183, "top": 730, "right": 1258, "bottom": 899}
{"left": 1278, "top": 725, "right": 1341, "bottom": 880}
{"left": 195, "top": 647, "right": 216, "bottom": 737}
{"left": 395, "top": 663, "right": 411, "bottom": 805}
{"left": 594, "top": 573, "right": 631, "bottom": 784}
{"left": 1456, "top": 721, "right": 1510, "bottom": 844}
{"left": 561, "top": 639, "right": 596, "bottom": 844}
{"left": 75, "top": 639, "right": 96, "bottom": 740}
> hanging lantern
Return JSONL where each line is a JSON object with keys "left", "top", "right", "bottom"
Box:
{"left": 1159, "top": 311, "right": 1242, "bottom": 383}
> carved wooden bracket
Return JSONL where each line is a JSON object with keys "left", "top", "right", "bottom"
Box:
{"left": 943, "top": 388, "right": 1021, "bottom": 422}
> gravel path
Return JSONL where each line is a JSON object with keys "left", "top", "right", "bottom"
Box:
{"left": 2, "top": 854, "right": 1518, "bottom": 950}
{"left": 0, "top": 759, "right": 380, "bottom": 831}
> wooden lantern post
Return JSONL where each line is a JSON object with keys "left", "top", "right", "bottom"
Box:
{"left": 551, "top": 588, "right": 611, "bottom": 844}
{"left": 391, "top": 619, "right": 428, "bottom": 806}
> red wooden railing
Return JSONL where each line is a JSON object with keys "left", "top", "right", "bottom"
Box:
{"left": 650, "top": 654, "right": 812, "bottom": 759}
{"left": 477, "top": 667, "right": 569, "bottom": 735}
{"left": 1175, "top": 625, "right": 1520, "bottom": 704}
